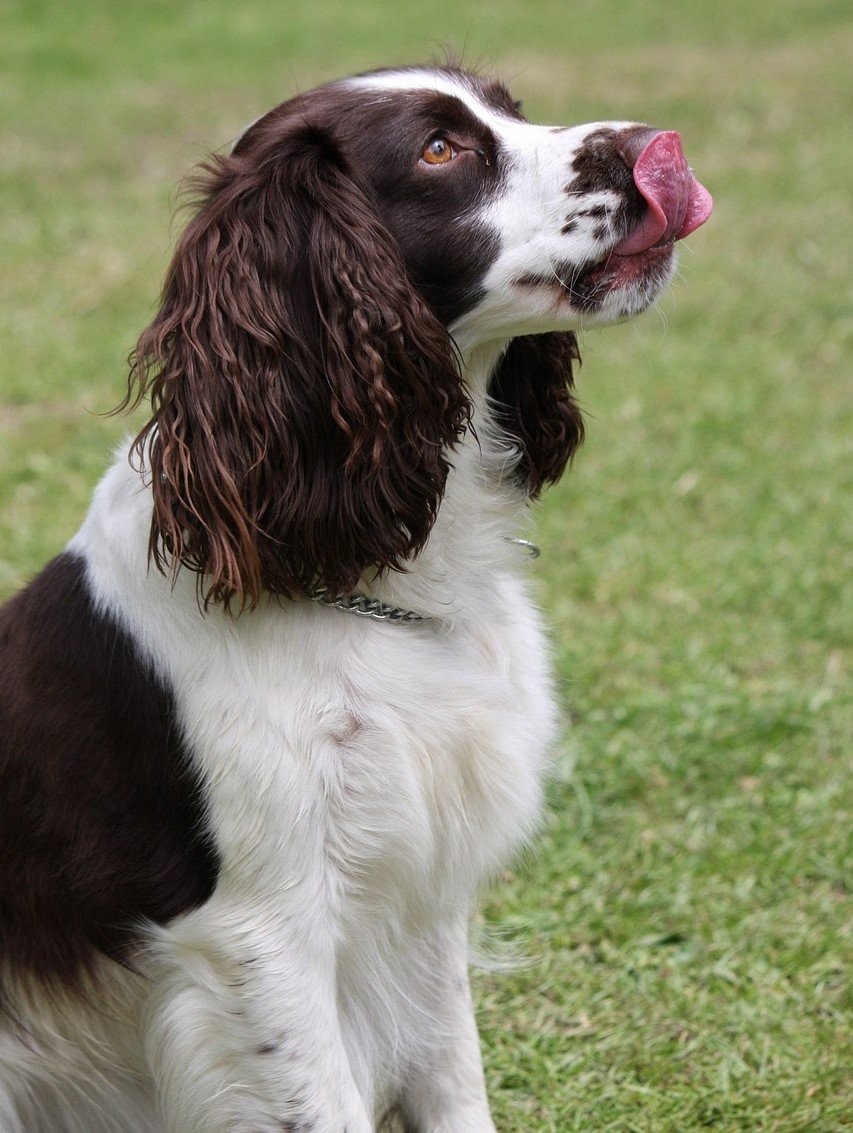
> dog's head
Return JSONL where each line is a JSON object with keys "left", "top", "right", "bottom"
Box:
{"left": 128, "top": 66, "right": 711, "bottom": 609}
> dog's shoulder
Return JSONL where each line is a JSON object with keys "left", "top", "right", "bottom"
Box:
{"left": 0, "top": 549, "right": 219, "bottom": 988}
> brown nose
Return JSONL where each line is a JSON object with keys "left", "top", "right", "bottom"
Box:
{"left": 614, "top": 126, "right": 662, "bottom": 170}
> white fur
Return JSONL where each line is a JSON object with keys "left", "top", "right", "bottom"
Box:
{"left": 1, "top": 381, "right": 555, "bottom": 1131}
{"left": 0, "top": 70, "right": 669, "bottom": 1131}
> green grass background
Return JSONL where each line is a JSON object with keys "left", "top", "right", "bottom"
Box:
{"left": 1, "top": 1, "right": 850, "bottom": 1129}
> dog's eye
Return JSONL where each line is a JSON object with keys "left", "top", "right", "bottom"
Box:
{"left": 421, "top": 138, "right": 456, "bottom": 165}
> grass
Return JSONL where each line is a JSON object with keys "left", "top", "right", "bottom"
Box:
{"left": 1, "top": 1, "right": 850, "bottom": 1129}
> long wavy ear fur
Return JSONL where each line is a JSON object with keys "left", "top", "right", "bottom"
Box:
{"left": 124, "top": 116, "right": 469, "bottom": 611}
{"left": 487, "top": 332, "right": 584, "bottom": 496}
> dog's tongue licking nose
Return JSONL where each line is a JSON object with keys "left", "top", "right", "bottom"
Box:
{"left": 614, "top": 131, "right": 713, "bottom": 256}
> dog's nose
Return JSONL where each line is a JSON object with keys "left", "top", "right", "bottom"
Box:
{"left": 614, "top": 126, "right": 661, "bottom": 171}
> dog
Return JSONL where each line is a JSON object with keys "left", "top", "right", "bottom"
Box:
{"left": 0, "top": 64, "right": 711, "bottom": 1132}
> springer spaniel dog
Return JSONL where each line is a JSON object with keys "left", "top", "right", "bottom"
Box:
{"left": 0, "top": 66, "right": 711, "bottom": 1132}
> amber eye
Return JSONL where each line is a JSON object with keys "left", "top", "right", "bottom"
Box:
{"left": 421, "top": 138, "right": 455, "bottom": 165}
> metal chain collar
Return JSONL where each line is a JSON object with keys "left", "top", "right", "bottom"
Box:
{"left": 307, "top": 585, "right": 429, "bottom": 624}
{"left": 307, "top": 538, "right": 540, "bottom": 626}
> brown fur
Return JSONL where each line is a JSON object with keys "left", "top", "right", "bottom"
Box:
{"left": 125, "top": 116, "right": 470, "bottom": 611}
{"left": 488, "top": 332, "right": 585, "bottom": 495}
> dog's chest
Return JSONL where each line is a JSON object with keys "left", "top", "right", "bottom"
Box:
{"left": 175, "top": 585, "right": 556, "bottom": 923}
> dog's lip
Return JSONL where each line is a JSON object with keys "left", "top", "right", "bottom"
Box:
{"left": 571, "top": 240, "right": 676, "bottom": 306}
{"left": 580, "top": 240, "right": 675, "bottom": 282}
{"left": 515, "top": 241, "right": 676, "bottom": 311}
{"left": 613, "top": 131, "right": 713, "bottom": 257}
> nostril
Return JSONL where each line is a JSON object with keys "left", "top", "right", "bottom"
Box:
{"left": 615, "top": 126, "right": 661, "bottom": 171}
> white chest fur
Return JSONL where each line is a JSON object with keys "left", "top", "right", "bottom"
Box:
{"left": 77, "top": 439, "right": 557, "bottom": 896}
{"left": 72, "top": 439, "right": 557, "bottom": 1118}
{"left": 177, "top": 578, "right": 554, "bottom": 923}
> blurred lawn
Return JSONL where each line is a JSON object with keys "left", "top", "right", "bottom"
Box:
{"left": 1, "top": 1, "right": 850, "bottom": 1129}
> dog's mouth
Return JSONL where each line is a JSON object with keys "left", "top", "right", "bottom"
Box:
{"left": 569, "top": 241, "right": 677, "bottom": 310}
{"left": 577, "top": 131, "right": 712, "bottom": 307}
{"left": 529, "top": 130, "right": 713, "bottom": 314}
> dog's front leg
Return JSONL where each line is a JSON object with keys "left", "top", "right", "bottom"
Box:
{"left": 397, "top": 921, "right": 497, "bottom": 1133}
{"left": 143, "top": 903, "right": 372, "bottom": 1133}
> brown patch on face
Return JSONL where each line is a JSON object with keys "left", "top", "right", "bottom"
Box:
{"left": 566, "top": 128, "right": 624, "bottom": 194}
{"left": 566, "top": 126, "right": 657, "bottom": 243}
{"left": 334, "top": 85, "right": 503, "bottom": 325}
{"left": 565, "top": 128, "right": 646, "bottom": 239}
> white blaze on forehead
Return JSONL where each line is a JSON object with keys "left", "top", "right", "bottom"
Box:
{"left": 344, "top": 69, "right": 619, "bottom": 158}
{"left": 345, "top": 69, "right": 545, "bottom": 142}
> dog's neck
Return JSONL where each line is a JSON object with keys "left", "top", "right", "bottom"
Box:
{"left": 355, "top": 339, "right": 536, "bottom": 628}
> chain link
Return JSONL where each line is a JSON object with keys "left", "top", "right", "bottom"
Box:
{"left": 307, "top": 586, "right": 429, "bottom": 624}
{"left": 306, "top": 540, "right": 540, "bottom": 626}
{"left": 508, "top": 538, "right": 541, "bottom": 558}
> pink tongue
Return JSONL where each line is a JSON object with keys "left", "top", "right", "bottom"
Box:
{"left": 614, "top": 131, "right": 713, "bottom": 256}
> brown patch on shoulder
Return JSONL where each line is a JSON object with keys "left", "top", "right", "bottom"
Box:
{"left": 0, "top": 552, "right": 220, "bottom": 994}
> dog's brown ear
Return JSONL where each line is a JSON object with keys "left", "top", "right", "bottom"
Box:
{"left": 487, "top": 332, "right": 584, "bottom": 495}
{"left": 124, "top": 118, "right": 470, "bottom": 611}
